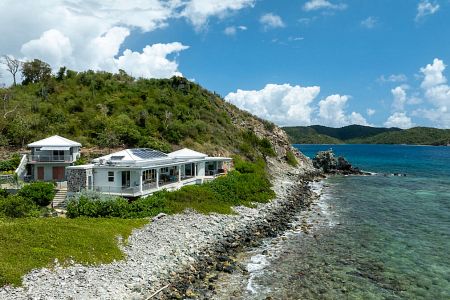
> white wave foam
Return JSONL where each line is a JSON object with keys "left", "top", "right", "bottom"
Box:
{"left": 245, "top": 254, "right": 270, "bottom": 294}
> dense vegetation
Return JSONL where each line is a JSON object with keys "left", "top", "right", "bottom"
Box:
{"left": 0, "top": 182, "right": 55, "bottom": 217}
{"left": 0, "top": 153, "right": 21, "bottom": 174}
{"left": 67, "top": 158, "right": 275, "bottom": 218}
{"left": 0, "top": 64, "right": 278, "bottom": 159}
{"left": 0, "top": 218, "right": 147, "bottom": 286}
{"left": 284, "top": 125, "right": 450, "bottom": 145}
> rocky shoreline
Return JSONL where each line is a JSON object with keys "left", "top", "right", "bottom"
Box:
{"left": 0, "top": 160, "right": 320, "bottom": 300}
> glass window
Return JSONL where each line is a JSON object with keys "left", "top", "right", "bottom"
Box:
{"left": 108, "top": 171, "right": 114, "bottom": 182}
{"left": 142, "top": 169, "right": 156, "bottom": 182}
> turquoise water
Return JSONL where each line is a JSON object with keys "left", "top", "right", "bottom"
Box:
{"left": 215, "top": 145, "right": 450, "bottom": 299}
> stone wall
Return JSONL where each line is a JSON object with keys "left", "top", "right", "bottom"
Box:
{"left": 67, "top": 168, "right": 87, "bottom": 192}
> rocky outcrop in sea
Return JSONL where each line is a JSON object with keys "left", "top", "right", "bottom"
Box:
{"left": 312, "top": 149, "right": 370, "bottom": 175}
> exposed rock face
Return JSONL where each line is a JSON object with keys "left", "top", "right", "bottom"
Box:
{"left": 312, "top": 149, "right": 368, "bottom": 175}
{"left": 224, "top": 105, "right": 314, "bottom": 175}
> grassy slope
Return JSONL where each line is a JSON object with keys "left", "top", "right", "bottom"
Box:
{"left": 0, "top": 218, "right": 147, "bottom": 286}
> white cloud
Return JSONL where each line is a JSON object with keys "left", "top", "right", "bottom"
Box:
{"left": 391, "top": 85, "right": 408, "bottom": 111}
{"left": 21, "top": 29, "right": 73, "bottom": 67}
{"left": 303, "top": 0, "right": 347, "bottom": 11}
{"left": 349, "top": 112, "right": 370, "bottom": 126}
{"left": 224, "top": 25, "right": 247, "bottom": 36}
{"left": 116, "top": 42, "right": 189, "bottom": 78}
{"left": 420, "top": 58, "right": 446, "bottom": 89}
{"left": 260, "top": 13, "right": 285, "bottom": 30}
{"left": 378, "top": 74, "right": 407, "bottom": 83}
{"left": 0, "top": 0, "right": 254, "bottom": 84}
{"left": 417, "top": 58, "right": 450, "bottom": 127}
{"left": 225, "top": 83, "right": 320, "bottom": 126}
{"left": 317, "top": 94, "right": 369, "bottom": 127}
{"left": 366, "top": 108, "right": 376, "bottom": 116}
{"left": 288, "top": 36, "right": 305, "bottom": 41}
{"left": 361, "top": 16, "right": 377, "bottom": 29}
{"left": 384, "top": 112, "right": 414, "bottom": 129}
{"left": 415, "top": 0, "right": 440, "bottom": 22}
{"left": 181, "top": 0, "right": 255, "bottom": 30}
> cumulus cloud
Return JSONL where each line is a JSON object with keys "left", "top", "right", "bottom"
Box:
{"left": 391, "top": 85, "right": 408, "bottom": 111}
{"left": 0, "top": 0, "right": 254, "bottom": 83}
{"left": 417, "top": 58, "right": 450, "bottom": 127}
{"left": 21, "top": 29, "right": 73, "bottom": 67}
{"left": 225, "top": 83, "right": 320, "bottom": 126}
{"left": 116, "top": 43, "right": 189, "bottom": 78}
{"left": 361, "top": 16, "right": 377, "bottom": 29}
{"left": 260, "top": 13, "right": 285, "bottom": 30}
{"left": 415, "top": 0, "right": 440, "bottom": 22}
{"left": 317, "top": 94, "right": 369, "bottom": 127}
{"left": 303, "top": 0, "right": 347, "bottom": 11}
{"left": 384, "top": 112, "right": 414, "bottom": 129}
{"left": 420, "top": 58, "right": 447, "bottom": 89}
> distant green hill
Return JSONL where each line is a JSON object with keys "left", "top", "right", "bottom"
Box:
{"left": 283, "top": 125, "right": 450, "bottom": 145}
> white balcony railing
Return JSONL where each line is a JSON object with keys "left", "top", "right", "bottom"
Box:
{"left": 28, "top": 154, "right": 73, "bottom": 162}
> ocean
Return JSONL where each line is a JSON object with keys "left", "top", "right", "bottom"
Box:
{"left": 212, "top": 144, "right": 450, "bottom": 299}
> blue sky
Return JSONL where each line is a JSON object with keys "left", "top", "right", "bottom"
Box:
{"left": 1, "top": 0, "right": 450, "bottom": 128}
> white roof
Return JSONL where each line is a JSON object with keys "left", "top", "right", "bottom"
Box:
{"left": 28, "top": 135, "right": 81, "bottom": 147}
{"left": 168, "top": 148, "right": 207, "bottom": 159}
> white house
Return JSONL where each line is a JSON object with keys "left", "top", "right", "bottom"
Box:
{"left": 67, "top": 148, "right": 232, "bottom": 198}
{"left": 26, "top": 135, "right": 81, "bottom": 181}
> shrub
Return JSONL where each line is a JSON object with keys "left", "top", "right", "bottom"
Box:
{"left": 128, "top": 193, "right": 171, "bottom": 218}
{"left": 0, "top": 195, "right": 40, "bottom": 218}
{"left": 18, "top": 182, "right": 56, "bottom": 206}
{"left": 0, "top": 189, "right": 9, "bottom": 198}
{"left": 0, "top": 154, "right": 22, "bottom": 172}
{"left": 286, "top": 150, "right": 298, "bottom": 167}
{"left": 66, "top": 196, "right": 130, "bottom": 218}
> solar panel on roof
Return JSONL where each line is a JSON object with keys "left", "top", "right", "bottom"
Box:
{"left": 131, "top": 148, "right": 167, "bottom": 160}
{"left": 110, "top": 155, "right": 125, "bottom": 160}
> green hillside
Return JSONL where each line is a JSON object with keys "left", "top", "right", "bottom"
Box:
{"left": 282, "top": 126, "right": 342, "bottom": 144}
{"left": 283, "top": 125, "right": 450, "bottom": 145}
{"left": 0, "top": 65, "right": 289, "bottom": 162}
{"left": 309, "top": 125, "right": 401, "bottom": 140}
{"left": 348, "top": 127, "right": 450, "bottom": 145}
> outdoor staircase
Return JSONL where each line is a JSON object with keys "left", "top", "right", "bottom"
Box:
{"left": 52, "top": 188, "right": 68, "bottom": 209}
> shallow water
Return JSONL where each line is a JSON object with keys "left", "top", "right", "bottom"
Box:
{"left": 212, "top": 145, "right": 450, "bottom": 299}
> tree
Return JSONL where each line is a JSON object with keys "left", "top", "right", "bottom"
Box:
{"left": 1, "top": 55, "right": 21, "bottom": 86}
{"left": 21, "top": 59, "right": 52, "bottom": 85}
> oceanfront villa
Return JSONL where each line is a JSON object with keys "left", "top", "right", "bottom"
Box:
{"left": 14, "top": 135, "right": 232, "bottom": 199}
{"left": 66, "top": 148, "right": 232, "bottom": 198}
{"left": 16, "top": 135, "right": 82, "bottom": 181}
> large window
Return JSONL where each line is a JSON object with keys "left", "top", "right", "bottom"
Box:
{"left": 142, "top": 169, "right": 156, "bottom": 183}
{"left": 108, "top": 171, "right": 114, "bottom": 182}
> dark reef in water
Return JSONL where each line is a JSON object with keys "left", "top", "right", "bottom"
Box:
{"left": 312, "top": 149, "right": 371, "bottom": 175}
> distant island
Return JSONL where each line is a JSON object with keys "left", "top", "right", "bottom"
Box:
{"left": 283, "top": 125, "right": 450, "bottom": 145}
